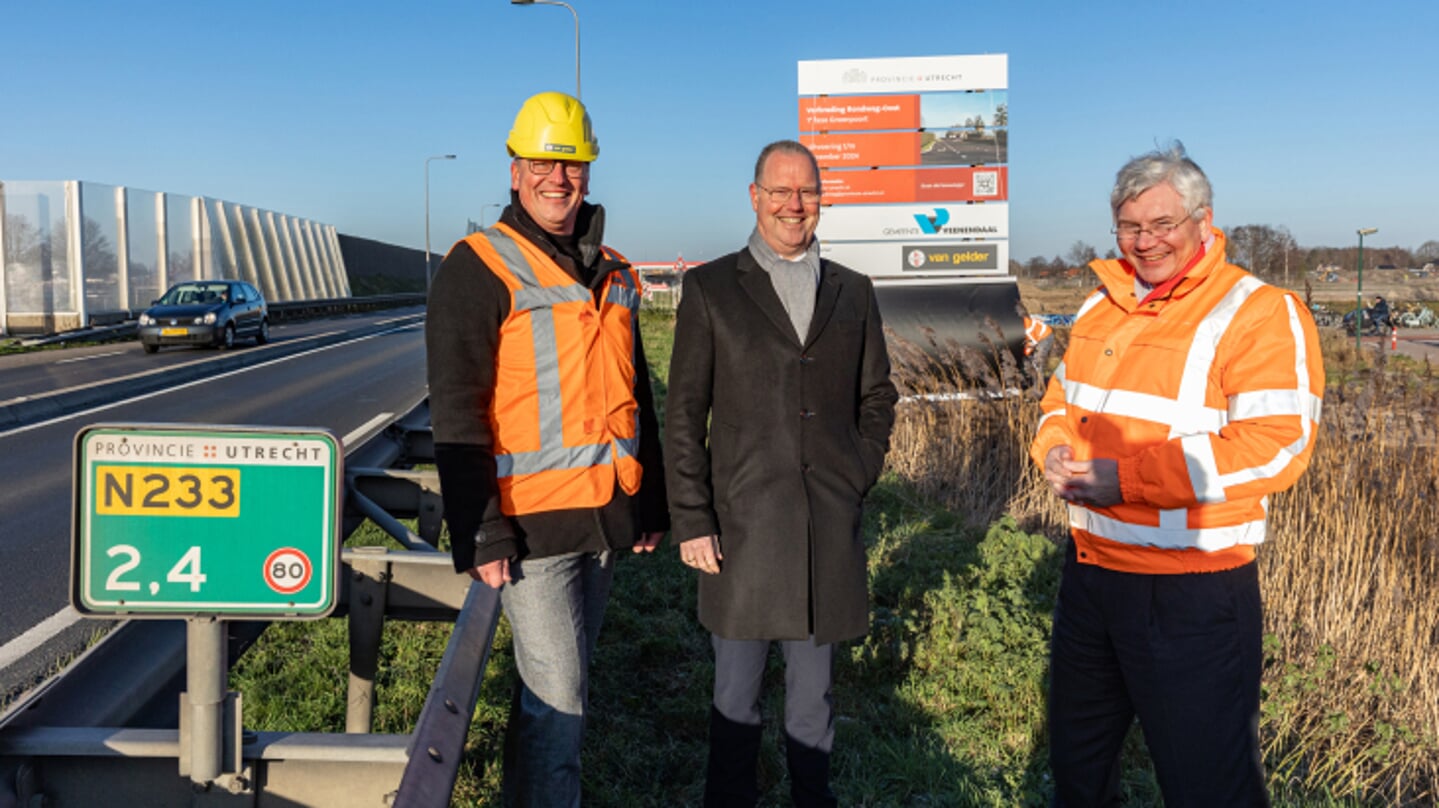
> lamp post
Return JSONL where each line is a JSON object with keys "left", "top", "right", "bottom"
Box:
{"left": 425, "top": 154, "right": 457, "bottom": 295}
{"left": 480, "top": 203, "right": 503, "bottom": 229}
{"left": 511, "top": 0, "right": 581, "bottom": 99}
{"left": 1355, "top": 226, "right": 1377, "bottom": 354}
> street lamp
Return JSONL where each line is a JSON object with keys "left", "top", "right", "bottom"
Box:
{"left": 1355, "top": 227, "right": 1378, "bottom": 353}
{"left": 480, "top": 203, "right": 503, "bottom": 229}
{"left": 425, "top": 154, "right": 457, "bottom": 295}
{"left": 511, "top": 0, "right": 581, "bottom": 99}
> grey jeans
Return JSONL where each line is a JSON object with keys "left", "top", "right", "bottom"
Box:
{"left": 499, "top": 550, "right": 615, "bottom": 808}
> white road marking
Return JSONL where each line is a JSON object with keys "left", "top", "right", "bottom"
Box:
{"left": 55, "top": 350, "right": 128, "bottom": 364}
{"left": 0, "top": 606, "right": 83, "bottom": 673}
{"left": 344, "top": 413, "right": 394, "bottom": 448}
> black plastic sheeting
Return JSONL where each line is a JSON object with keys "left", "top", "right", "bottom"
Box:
{"left": 874, "top": 278, "right": 1023, "bottom": 361}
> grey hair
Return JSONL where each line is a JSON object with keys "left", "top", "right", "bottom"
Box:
{"left": 754, "top": 140, "right": 820, "bottom": 185}
{"left": 1110, "top": 141, "right": 1211, "bottom": 221}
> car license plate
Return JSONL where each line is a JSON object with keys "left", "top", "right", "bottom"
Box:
{"left": 160, "top": 327, "right": 188, "bottom": 336}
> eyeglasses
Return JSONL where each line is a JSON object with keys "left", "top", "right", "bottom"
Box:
{"left": 1112, "top": 212, "right": 1195, "bottom": 241}
{"left": 756, "top": 184, "right": 821, "bottom": 205}
{"left": 525, "top": 159, "right": 588, "bottom": 179}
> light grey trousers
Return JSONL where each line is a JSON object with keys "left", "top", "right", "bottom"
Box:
{"left": 711, "top": 634, "right": 836, "bottom": 753}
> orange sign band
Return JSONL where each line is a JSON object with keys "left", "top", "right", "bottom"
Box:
{"left": 820, "top": 166, "right": 1009, "bottom": 204}
{"left": 800, "top": 94, "right": 920, "bottom": 132}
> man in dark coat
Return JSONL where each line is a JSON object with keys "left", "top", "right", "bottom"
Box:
{"left": 664, "top": 140, "right": 897, "bottom": 807}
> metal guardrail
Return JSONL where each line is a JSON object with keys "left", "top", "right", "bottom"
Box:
{"left": 268, "top": 294, "right": 426, "bottom": 324}
{"left": 0, "top": 399, "right": 501, "bottom": 807}
{"left": 16, "top": 294, "right": 427, "bottom": 348}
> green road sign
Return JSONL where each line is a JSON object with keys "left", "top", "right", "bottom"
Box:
{"left": 71, "top": 424, "right": 342, "bottom": 619}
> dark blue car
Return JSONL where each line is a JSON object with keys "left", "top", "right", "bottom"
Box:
{"left": 137, "top": 280, "right": 270, "bottom": 353}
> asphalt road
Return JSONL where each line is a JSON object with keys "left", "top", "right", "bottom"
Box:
{"left": 921, "top": 138, "right": 1007, "bottom": 165}
{"left": 0, "top": 311, "right": 428, "bottom": 699}
{"left": 1386, "top": 330, "right": 1439, "bottom": 363}
{"left": 0, "top": 313, "right": 410, "bottom": 406}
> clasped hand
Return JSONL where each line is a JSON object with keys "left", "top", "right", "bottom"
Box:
{"left": 1044, "top": 445, "right": 1122, "bottom": 508}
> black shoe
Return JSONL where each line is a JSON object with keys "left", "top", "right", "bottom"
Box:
{"left": 785, "top": 733, "right": 837, "bottom": 808}
{"left": 703, "top": 706, "right": 762, "bottom": 808}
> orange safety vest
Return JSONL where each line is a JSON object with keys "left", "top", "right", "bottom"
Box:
{"left": 1023, "top": 316, "right": 1052, "bottom": 356}
{"left": 1031, "top": 229, "right": 1324, "bottom": 574}
{"left": 463, "top": 225, "right": 644, "bottom": 516}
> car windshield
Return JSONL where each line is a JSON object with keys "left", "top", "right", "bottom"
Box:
{"left": 158, "top": 283, "right": 229, "bottom": 306}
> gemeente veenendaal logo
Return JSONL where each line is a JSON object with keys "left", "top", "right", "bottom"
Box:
{"left": 914, "top": 209, "right": 951, "bottom": 234}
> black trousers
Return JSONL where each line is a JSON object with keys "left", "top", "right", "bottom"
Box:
{"left": 1048, "top": 541, "right": 1270, "bottom": 808}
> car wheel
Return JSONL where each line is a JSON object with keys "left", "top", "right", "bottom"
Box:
{"left": 219, "top": 323, "right": 236, "bottom": 350}
{"left": 256, "top": 318, "right": 270, "bottom": 345}
{"left": 143, "top": 343, "right": 159, "bottom": 354}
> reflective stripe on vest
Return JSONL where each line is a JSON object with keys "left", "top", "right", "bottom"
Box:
{"left": 599, "top": 263, "right": 643, "bottom": 463}
{"left": 468, "top": 226, "right": 643, "bottom": 515}
{"left": 1068, "top": 502, "right": 1268, "bottom": 551}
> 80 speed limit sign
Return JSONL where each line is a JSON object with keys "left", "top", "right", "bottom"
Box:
{"left": 263, "top": 548, "right": 314, "bottom": 594}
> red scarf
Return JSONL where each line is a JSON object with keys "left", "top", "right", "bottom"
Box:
{"left": 1129, "top": 242, "right": 1208, "bottom": 306}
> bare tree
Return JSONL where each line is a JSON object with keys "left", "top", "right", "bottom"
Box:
{"left": 1228, "top": 224, "right": 1295, "bottom": 281}
{"left": 1025, "top": 255, "right": 1049, "bottom": 280}
{"left": 1066, "top": 240, "right": 1098, "bottom": 268}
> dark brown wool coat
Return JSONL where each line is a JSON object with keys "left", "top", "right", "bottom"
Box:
{"left": 664, "top": 248, "right": 897, "bottom": 645}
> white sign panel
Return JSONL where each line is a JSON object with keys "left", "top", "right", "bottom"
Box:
{"left": 817, "top": 203, "right": 1009, "bottom": 242}
{"left": 798, "top": 54, "right": 1007, "bottom": 96}
{"left": 820, "top": 240, "right": 1010, "bottom": 279}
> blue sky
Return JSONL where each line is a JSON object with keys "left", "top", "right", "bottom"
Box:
{"left": 3, "top": 0, "right": 1434, "bottom": 264}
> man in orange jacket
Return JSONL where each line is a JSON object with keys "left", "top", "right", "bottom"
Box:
{"left": 1031, "top": 143, "right": 1323, "bottom": 807}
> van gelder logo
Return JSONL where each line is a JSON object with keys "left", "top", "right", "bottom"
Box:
{"left": 914, "top": 209, "right": 950, "bottom": 234}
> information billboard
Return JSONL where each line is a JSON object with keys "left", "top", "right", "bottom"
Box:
{"left": 799, "top": 54, "right": 1009, "bottom": 279}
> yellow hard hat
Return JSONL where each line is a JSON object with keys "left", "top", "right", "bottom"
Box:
{"left": 506, "top": 91, "right": 599, "bottom": 162}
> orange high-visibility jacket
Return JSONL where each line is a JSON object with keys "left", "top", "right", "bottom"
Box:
{"left": 1023, "top": 315, "right": 1052, "bottom": 356}
{"left": 1030, "top": 229, "right": 1324, "bottom": 574}
{"left": 463, "top": 225, "right": 644, "bottom": 516}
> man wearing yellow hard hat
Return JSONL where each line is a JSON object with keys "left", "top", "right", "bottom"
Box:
{"left": 426, "top": 91, "right": 669, "bottom": 806}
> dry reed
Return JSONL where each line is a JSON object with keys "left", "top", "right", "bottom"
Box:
{"left": 885, "top": 327, "right": 1438, "bottom": 805}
